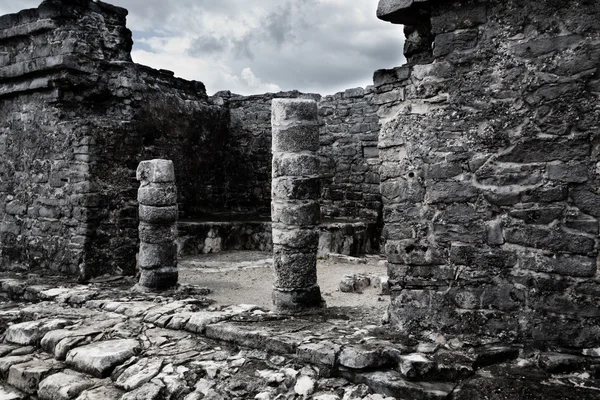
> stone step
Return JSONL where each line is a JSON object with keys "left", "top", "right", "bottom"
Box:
{"left": 7, "top": 358, "right": 63, "bottom": 394}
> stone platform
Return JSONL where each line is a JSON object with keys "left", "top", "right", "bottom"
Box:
{"left": 177, "top": 215, "right": 381, "bottom": 258}
{"left": 0, "top": 273, "right": 599, "bottom": 399}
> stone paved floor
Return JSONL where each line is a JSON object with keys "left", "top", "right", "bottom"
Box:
{"left": 0, "top": 267, "right": 599, "bottom": 399}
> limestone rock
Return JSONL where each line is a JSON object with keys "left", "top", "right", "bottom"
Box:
{"left": 294, "top": 375, "right": 316, "bottom": 397}
{"left": 398, "top": 353, "right": 434, "bottom": 379}
{"left": 115, "top": 357, "right": 163, "bottom": 391}
{"left": 0, "top": 385, "right": 26, "bottom": 400}
{"left": 339, "top": 346, "right": 388, "bottom": 369}
{"left": 0, "top": 356, "right": 34, "bottom": 378}
{"left": 7, "top": 359, "right": 63, "bottom": 394}
{"left": 339, "top": 274, "right": 371, "bottom": 293}
{"left": 4, "top": 319, "right": 69, "bottom": 345}
{"left": 65, "top": 339, "right": 140, "bottom": 378}
{"left": 38, "top": 371, "right": 96, "bottom": 400}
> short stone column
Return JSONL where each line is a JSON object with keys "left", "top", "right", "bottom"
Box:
{"left": 136, "top": 159, "right": 178, "bottom": 290}
{"left": 271, "top": 98, "right": 325, "bottom": 312}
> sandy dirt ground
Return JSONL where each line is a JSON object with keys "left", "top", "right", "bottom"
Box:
{"left": 179, "top": 251, "right": 389, "bottom": 316}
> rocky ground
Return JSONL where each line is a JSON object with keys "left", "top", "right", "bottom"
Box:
{"left": 0, "top": 253, "right": 599, "bottom": 400}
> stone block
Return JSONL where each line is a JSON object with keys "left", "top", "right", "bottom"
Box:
{"left": 376, "top": 0, "right": 429, "bottom": 25}
{"left": 427, "top": 181, "right": 478, "bottom": 204}
{"left": 65, "top": 339, "right": 140, "bottom": 378}
{"left": 272, "top": 227, "right": 319, "bottom": 250}
{"left": 138, "top": 268, "right": 178, "bottom": 289}
{"left": 137, "top": 185, "right": 177, "bottom": 206}
{"left": 114, "top": 357, "right": 163, "bottom": 391}
{"left": 431, "top": 4, "right": 487, "bottom": 34}
{"left": 508, "top": 207, "right": 564, "bottom": 225}
{"left": 273, "top": 249, "right": 318, "bottom": 288}
{"left": 520, "top": 254, "right": 597, "bottom": 278}
{"left": 272, "top": 125, "right": 320, "bottom": 153}
{"left": 136, "top": 159, "right": 175, "bottom": 183}
{"left": 272, "top": 177, "right": 320, "bottom": 200}
{"left": 297, "top": 342, "right": 340, "bottom": 367}
{"left": 138, "top": 205, "right": 178, "bottom": 224}
{"left": 272, "top": 201, "right": 320, "bottom": 226}
{"left": 138, "top": 223, "right": 176, "bottom": 244}
{"left": 511, "top": 34, "right": 584, "bottom": 58}
{"left": 385, "top": 240, "right": 445, "bottom": 266}
{"left": 272, "top": 153, "right": 320, "bottom": 178}
{"left": 433, "top": 29, "right": 478, "bottom": 57}
{"left": 339, "top": 345, "right": 390, "bottom": 369}
{"left": 547, "top": 162, "right": 589, "bottom": 183}
{"left": 571, "top": 188, "right": 600, "bottom": 218}
{"left": 4, "top": 319, "right": 69, "bottom": 346}
{"left": 272, "top": 285, "right": 325, "bottom": 312}
{"left": 380, "top": 179, "right": 425, "bottom": 202}
{"left": 138, "top": 242, "right": 177, "bottom": 269}
{"left": 398, "top": 353, "right": 435, "bottom": 379}
{"left": 449, "top": 244, "right": 517, "bottom": 270}
{"left": 271, "top": 98, "right": 318, "bottom": 124}
{"left": 505, "top": 225, "right": 595, "bottom": 255}
{"left": 480, "top": 284, "right": 525, "bottom": 312}
{"left": 498, "top": 138, "right": 590, "bottom": 163}
{"left": 38, "top": 371, "right": 96, "bottom": 400}
{"left": 8, "top": 360, "right": 62, "bottom": 394}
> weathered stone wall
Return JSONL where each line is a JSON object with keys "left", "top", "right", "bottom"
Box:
{"left": 0, "top": 0, "right": 134, "bottom": 276}
{"left": 213, "top": 89, "right": 383, "bottom": 224}
{"left": 0, "top": 0, "right": 227, "bottom": 278}
{"left": 210, "top": 91, "right": 320, "bottom": 216}
{"left": 319, "top": 88, "right": 381, "bottom": 223}
{"left": 377, "top": 0, "right": 600, "bottom": 347}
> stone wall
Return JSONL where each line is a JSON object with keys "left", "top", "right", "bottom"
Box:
{"left": 0, "top": 0, "right": 227, "bottom": 279}
{"left": 213, "top": 89, "right": 383, "bottom": 224}
{"left": 377, "top": 0, "right": 600, "bottom": 348}
{"left": 319, "top": 88, "right": 381, "bottom": 223}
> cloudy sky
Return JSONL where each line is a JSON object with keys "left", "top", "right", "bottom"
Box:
{"left": 1, "top": 0, "right": 405, "bottom": 95}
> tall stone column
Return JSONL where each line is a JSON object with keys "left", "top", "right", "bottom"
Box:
{"left": 136, "top": 159, "right": 178, "bottom": 290}
{"left": 271, "top": 98, "right": 325, "bottom": 312}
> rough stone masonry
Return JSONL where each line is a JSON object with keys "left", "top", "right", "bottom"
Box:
{"left": 271, "top": 99, "right": 325, "bottom": 312}
{"left": 136, "top": 159, "right": 178, "bottom": 290}
{"left": 376, "top": 0, "right": 600, "bottom": 348}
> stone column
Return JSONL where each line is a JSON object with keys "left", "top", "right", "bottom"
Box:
{"left": 271, "top": 98, "right": 325, "bottom": 312}
{"left": 136, "top": 159, "right": 178, "bottom": 290}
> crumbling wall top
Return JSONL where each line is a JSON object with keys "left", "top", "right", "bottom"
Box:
{"left": 377, "top": 0, "right": 430, "bottom": 25}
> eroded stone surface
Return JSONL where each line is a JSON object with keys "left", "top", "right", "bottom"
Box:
{"left": 65, "top": 339, "right": 140, "bottom": 378}
{"left": 37, "top": 371, "right": 96, "bottom": 400}
{"left": 5, "top": 320, "right": 69, "bottom": 346}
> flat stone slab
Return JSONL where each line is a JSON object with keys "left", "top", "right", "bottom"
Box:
{"left": 38, "top": 371, "right": 96, "bottom": 400}
{"left": 65, "top": 339, "right": 140, "bottom": 378}
{"left": 4, "top": 319, "right": 69, "bottom": 345}
{"left": 114, "top": 357, "right": 163, "bottom": 391}
{"left": 0, "top": 355, "right": 34, "bottom": 377}
{"left": 7, "top": 359, "right": 63, "bottom": 394}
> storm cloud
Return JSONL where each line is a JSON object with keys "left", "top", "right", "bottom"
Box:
{"left": 1, "top": 0, "right": 405, "bottom": 95}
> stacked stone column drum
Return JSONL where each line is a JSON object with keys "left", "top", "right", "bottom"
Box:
{"left": 271, "top": 99, "right": 325, "bottom": 312}
{"left": 136, "top": 160, "right": 178, "bottom": 290}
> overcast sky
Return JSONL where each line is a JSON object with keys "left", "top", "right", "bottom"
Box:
{"left": 1, "top": 0, "right": 405, "bottom": 95}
